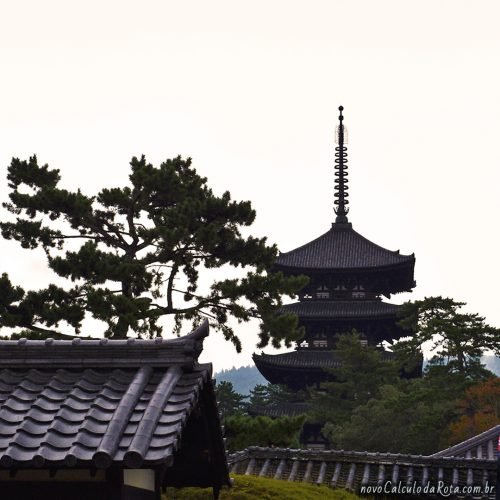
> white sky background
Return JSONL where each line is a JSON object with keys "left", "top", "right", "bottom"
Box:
{"left": 1, "top": 1, "right": 500, "bottom": 371}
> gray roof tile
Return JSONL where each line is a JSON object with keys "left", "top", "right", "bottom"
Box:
{"left": 249, "top": 402, "right": 310, "bottom": 418}
{"left": 281, "top": 300, "right": 401, "bottom": 319}
{"left": 0, "top": 320, "right": 228, "bottom": 478}
{"left": 254, "top": 350, "right": 343, "bottom": 369}
{"left": 276, "top": 223, "right": 414, "bottom": 271}
{"left": 254, "top": 348, "right": 395, "bottom": 369}
{"left": 0, "top": 364, "right": 210, "bottom": 467}
{"left": 228, "top": 445, "right": 497, "bottom": 497}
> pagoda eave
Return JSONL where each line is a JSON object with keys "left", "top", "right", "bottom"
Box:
{"left": 253, "top": 348, "right": 422, "bottom": 389}
{"left": 280, "top": 300, "right": 403, "bottom": 321}
{"left": 274, "top": 261, "right": 415, "bottom": 295}
{"left": 274, "top": 261, "right": 415, "bottom": 279}
{"left": 253, "top": 354, "right": 330, "bottom": 389}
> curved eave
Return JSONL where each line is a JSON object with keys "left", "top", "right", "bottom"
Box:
{"left": 275, "top": 258, "right": 416, "bottom": 294}
{"left": 280, "top": 300, "right": 402, "bottom": 321}
{"left": 248, "top": 402, "right": 310, "bottom": 418}
{"left": 274, "top": 224, "right": 415, "bottom": 283}
{"left": 253, "top": 352, "right": 341, "bottom": 371}
{"left": 253, "top": 352, "right": 330, "bottom": 386}
{"left": 253, "top": 350, "right": 395, "bottom": 370}
{"left": 275, "top": 257, "right": 415, "bottom": 276}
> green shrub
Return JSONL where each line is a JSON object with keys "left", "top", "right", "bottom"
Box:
{"left": 224, "top": 415, "right": 305, "bottom": 452}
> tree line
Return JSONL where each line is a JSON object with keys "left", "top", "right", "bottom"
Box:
{"left": 217, "top": 298, "right": 500, "bottom": 454}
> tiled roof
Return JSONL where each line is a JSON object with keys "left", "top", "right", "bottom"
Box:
{"left": 0, "top": 365, "right": 206, "bottom": 468}
{"left": 248, "top": 402, "right": 310, "bottom": 418}
{"left": 276, "top": 223, "right": 414, "bottom": 271}
{"left": 0, "top": 322, "right": 229, "bottom": 486}
{"left": 0, "top": 330, "right": 206, "bottom": 369}
{"left": 431, "top": 425, "right": 500, "bottom": 459}
{"left": 253, "top": 349, "right": 394, "bottom": 370}
{"left": 228, "top": 446, "right": 496, "bottom": 497}
{"left": 254, "top": 350, "right": 342, "bottom": 369}
{"left": 281, "top": 300, "right": 401, "bottom": 319}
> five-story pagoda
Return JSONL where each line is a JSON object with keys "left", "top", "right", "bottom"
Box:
{"left": 253, "top": 107, "right": 421, "bottom": 392}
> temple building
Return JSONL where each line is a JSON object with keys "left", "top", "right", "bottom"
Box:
{"left": 0, "top": 321, "right": 230, "bottom": 500}
{"left": 253, "top": 107, "right": 421, "bottom": 416}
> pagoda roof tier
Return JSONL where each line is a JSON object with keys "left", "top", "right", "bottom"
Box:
{"left": 253, "top": 349, "right": 422, "bottom": 388}
{"left": 253, "top": 349, "right": 394, "bottom": 371}
{"left": 276, "top": 222, "right": 414, "bottom": 274}
{"left": 281, "top": 300, "right": 401, "bottom": 320}
{"left": 253, "top": 350, "right": 342, "bottom": 389}
{"left": 248, "top": 402, "right": 310, "bottom": 418}
{"left": 256, "top": 350, "right": 337, "bottom": 369}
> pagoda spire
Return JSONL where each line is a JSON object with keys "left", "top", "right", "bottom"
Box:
{"left": 334, "top": 105, "right": 349, "bottom": 224}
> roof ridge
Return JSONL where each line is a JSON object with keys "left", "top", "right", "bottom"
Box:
{"left": 277, "top": 226, "right": 333, "bottom": 257}
{"left": 278, "top": 225, "right": 413, "bottom": 260}
{"left": 431, "top": 424, "right": 500, "bottom": 457}
{"left": 282, "top": 299, "right": 395, "bottom": 305}
{"left": 349, "top": 225, "right": 413, "bottom": 258}
{"left": 0, "top": 320, "right": 210, "bottom": 368}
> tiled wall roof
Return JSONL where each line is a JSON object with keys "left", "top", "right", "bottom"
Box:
{"left": 432, "top": 425, "right": 500, "bottom": 459}
{"left": 228, "top": 446, "right": 496, "bottom": 498}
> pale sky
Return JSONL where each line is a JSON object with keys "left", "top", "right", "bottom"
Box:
{"left": 1, "top": 1, "right": 500, "bottom": 371}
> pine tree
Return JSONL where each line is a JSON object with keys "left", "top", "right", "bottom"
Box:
{"left": 0, "top": 155, "right": 306, "bottom": 348}
{"left": 396, "top": 297, "right": 500, "bottom": 378}
{"left": 214, "top": 381, "right": 248, "bottom": 417}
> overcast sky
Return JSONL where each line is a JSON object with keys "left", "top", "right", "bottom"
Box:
{"left": 1, "top": 1, "right": 500, "bottom": 371}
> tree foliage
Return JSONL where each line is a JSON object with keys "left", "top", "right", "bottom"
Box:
{"left": 307, "top": 303, "right": 499, "bottom": 455}
{"left": 323, "top": 366, "right": 469, "bottom": 454}
{"left": 447, "top": 376, "right": 500, "bottom": 445}
{"left": 223, "top": 414, "right": 305, "bottom": 452}
{"left": 309, "top": 332, "right": 400, "bottom": 424}
{"left": 396, "top": 297, "right": 500, "bottom": 378}
{"left": 248, "top": 383, "right": 298, "bottom": 407}
{"left": 214, "top": 381, "right": 248, "bottom": 418}
{"left": 0, "top": 155, "right": 306, "bottom": 347}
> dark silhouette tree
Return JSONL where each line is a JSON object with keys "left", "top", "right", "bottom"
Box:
{"left": 0, "top": 155, "right": 306, "bottom": 348}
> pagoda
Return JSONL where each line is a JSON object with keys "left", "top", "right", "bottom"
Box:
{"left": 253, "top": 107, "right": 421, "bottom": 393}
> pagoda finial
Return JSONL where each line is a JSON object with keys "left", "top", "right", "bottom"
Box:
{"left": 334, "top": 105, "right": 349, "bottom": 224}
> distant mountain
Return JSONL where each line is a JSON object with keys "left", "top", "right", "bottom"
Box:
{"left": 214, "top": 365, "right": 267, "bottom": 395}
